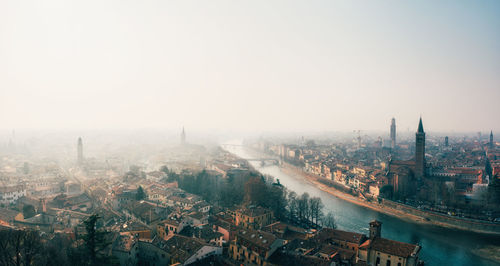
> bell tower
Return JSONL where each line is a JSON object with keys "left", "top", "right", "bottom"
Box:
{"left": 490, "top": 131, "right": 494, "bottom": 148}
{"left": 181, "top": 127, "right": 186, "bottom": 145}
{"left": 390, "top": 118, "right": 396, "bottom": 149}
{"left": 369, "top": 220, "right": 382, "bottom": 239}
{"left": 77, "top": 137, "right": 83, "bottom": 165}
{"left": 415, "top": 117, "right": 426, "bottom": 180}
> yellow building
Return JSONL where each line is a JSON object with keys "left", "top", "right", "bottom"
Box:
{"left": 234, "top": 206, "right": 274, "bottom": 230}
{"left": 229, "top": 228, "right": 284, "bottom": 266}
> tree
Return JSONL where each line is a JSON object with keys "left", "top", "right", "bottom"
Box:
{"left": 160, "top": 165, "right": 169, "bottom": 174}
{"left": 0, "top": 229, "right": 43, "bottom": 266}
{"left": 41, "top": 233, "right": 71, "bottom": 266}
{"left": 82, "top": 214, "right": 116, "bottom": 266}
{"left": 20, "top": 230, "right": 43, "bottom": 265}
{"left": 267, "top": 184, "right": 288, "bottom": 220}
{"left": 297, "top": 193, "right": 310, "bottom": 226}
{"left": 244, "top": 176, "right": 268, "bottom": 206}
{"left": 309, "top": 197, "right": 324, "bottom": 227}
{"left": 23, "top": 204, "right": 36, "bottom": 219}
{"left": 136, "top": 186, "right": 146, "bottom": 201}
{"left": 287, "top": 191, "right": 298, "bottom": 222}
{"left": 322, "top": 212, "right": 337, "bottom": 229}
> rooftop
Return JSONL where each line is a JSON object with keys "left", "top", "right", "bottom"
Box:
{"left": 316, "top": 228, "right": 366, "bottom": 245}
{"left": 360, "top": 237, "right": 420, "bottom": 258}
{"left": 237, "top": 206, "right": 272, "bottom": 217}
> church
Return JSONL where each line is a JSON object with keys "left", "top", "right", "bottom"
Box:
{"left": 387, "top": 118, "right": 426, "bottom": 199}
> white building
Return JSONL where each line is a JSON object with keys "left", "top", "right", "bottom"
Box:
{"left": 0, "top": 185, "right": 27, "bottom": 205}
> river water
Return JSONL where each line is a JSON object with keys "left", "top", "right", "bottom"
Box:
{"left": 224, "top": 144, "right": 500, "bottom": 266}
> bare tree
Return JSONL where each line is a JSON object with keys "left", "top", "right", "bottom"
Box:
{"left": 309, "top": 197, "right": 324, "bottom": 227}
{"left": 297, "top": 193, "right": 310, "bottom": 226}
{"left": 0, "top": 229, "right": 43, "bottom": 266}
{"left": 287, "top": 191, "right": 298, "bottom": 222}
{"left": 322, "top": 211, "right": 337, "bottom": 229}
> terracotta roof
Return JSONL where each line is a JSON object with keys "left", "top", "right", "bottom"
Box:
{"left": 390, "top": 160, "right": 415, "bottom": 167}
{"left": 362, "top": 237, "right": 419, "bottom": 258}
{"left": 318, "top": 244, "right": 338, "bottom": 256}
{"left": 197, "top": 227, "right": 223, "bottom": 241}
{"left": 263, "top": 222, "right": 309, "bottom": 241}
{"left": 316, "top": 228, "right": 366, "bottom": 245}
{"left": 162, "top": 218, "right": 181, "bottom": 227}
{"left": 156, "top": 234, "right": 207, "bottom": 263}
{"left": 236, "top": 228, "right": 280, "bottom": 258}
{"left": 0, "top": 208, "right": 20, "bottom": 222}
{"left": 268, "top": 250, "right": 331, "bottom": 266}
{"left": 237, "top": 206, "right": 272, "bottom": 217}
{"left": 318, "top": 244, "right": 356, "bottom": 260}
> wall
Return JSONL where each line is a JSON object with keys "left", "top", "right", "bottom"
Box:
{"left": 382, "top": 199, "right": 500, "bottom": 234}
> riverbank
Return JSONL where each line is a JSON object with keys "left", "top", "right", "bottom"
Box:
{"left": 279, "top": 164, "right": 427, "bottom": 223}
{"left": 279, "top": 162, "right": 500, "bottom": 236}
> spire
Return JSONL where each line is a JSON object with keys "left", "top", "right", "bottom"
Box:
{"left": 491, "top": 130, "right": 494, "bottom": 147}
{"left": 181, "top": 127, "right": 186, "bottom": 145}
{"left": 417, "top": 117, "right": 424, "bottom": 133}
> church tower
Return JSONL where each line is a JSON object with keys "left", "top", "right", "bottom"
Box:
{"left": 390, "top": 118, "right": 396, "bottom": 149}
{"left": 415, "top": 118, "right": 425, "bottom": 180}
{"left": 369, "top": 220, "right": 382, "bottom": 239}
{"left": 77, "top": 137, "right": 83, "bottom": 165}
{"left": 491, "top": 131, "right": 494, "bottom": 148}
{"left": 181, "top": 127, "right": 186, "bottom": 145}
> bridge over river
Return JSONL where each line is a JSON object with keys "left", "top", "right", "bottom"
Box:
{"left": 221, "top": 144, "right": 280, "bottom": 165}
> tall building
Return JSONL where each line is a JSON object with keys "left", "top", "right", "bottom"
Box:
{"left": 490, "top": 131, "right": 494, "bottom": 148}
{"left": 369, "top": 220, "right": 382, "bottom": 239}
{"left": 77, "top": 137, "right": 83, "bottom": 165}
{"left": 390, "top": 118, "right": 396, "bottom": 149}
{"left": 181, "top": 127, "right": 186, "bottom": 145}
{"left": 444, "top": 136, "right": 449, "bottom": 147}
{"left": 415, "top": 118, "right": 425, "bottom": 180}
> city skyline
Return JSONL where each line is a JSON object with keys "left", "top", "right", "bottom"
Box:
{"left": 1, "top": 2, "right": 500, "bottom": 265}
{"left": 1, "top": 1, "right": 500, "bottom": 132}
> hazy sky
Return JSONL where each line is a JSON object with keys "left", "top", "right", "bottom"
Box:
{"left": 1, "top": 1, "right": 499, "bottom": 133}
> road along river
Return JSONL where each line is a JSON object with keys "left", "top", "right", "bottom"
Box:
{"left": 223, "top": 143, "right": 500, "bottom": 266}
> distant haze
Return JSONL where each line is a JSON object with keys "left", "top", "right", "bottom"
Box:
{"left": 1, "top": 1, "right": 499, "bottom": 133}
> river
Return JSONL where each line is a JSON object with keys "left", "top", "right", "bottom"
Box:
{"left": 223, "top": 143, "right": 500, "bottom": 266}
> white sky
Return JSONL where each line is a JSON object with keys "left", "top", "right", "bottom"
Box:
{"left": 1, "top": 1, "right": 499, "bottom": 133}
